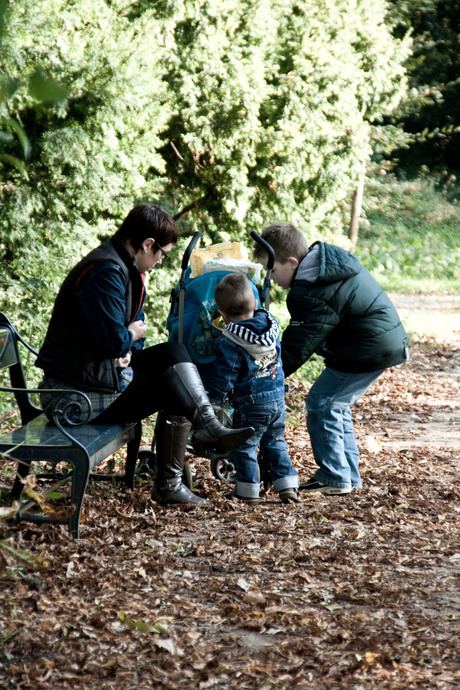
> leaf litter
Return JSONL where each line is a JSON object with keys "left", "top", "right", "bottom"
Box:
{"left": 0, "top": 332, "right": 459, "bottom": 689}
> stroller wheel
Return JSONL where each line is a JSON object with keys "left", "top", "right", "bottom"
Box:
{"left": 135, "top": 449, "right": 158, "bottom": 479}
{"left": 135, "top": 450, "right": 193, "bottom": 489}
{"left": 211, "top": 457, "right": 236, "bottom": 482}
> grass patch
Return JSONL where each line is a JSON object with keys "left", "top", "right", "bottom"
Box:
{"left": 355, "top": 174, "right": 460, "bottom": 293}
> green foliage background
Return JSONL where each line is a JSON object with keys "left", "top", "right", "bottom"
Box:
{"left": 386, "top": 0, "right": 460, "bottom": 175}
{"left": 0, "top": 0, "right": 411, "bottom": 344}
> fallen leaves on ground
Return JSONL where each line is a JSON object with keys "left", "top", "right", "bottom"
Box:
{"left": 0, "top": 336, "right": 459, "bottom": 689}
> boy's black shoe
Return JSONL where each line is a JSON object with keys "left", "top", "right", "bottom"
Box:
{"left": 279, "top": 488, "right": 301, "bottom": 504}
{"left": 299, "top": 479, "right": 352, "bottom": 495}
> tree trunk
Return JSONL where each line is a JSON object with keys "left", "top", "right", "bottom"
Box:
{"left": 349, "top": 161, "right": 366, "bottom": 245}
{"left": 349, "top": 137, "right": 369, "bottom": 245}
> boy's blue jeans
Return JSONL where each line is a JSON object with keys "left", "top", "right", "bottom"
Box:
{"left": 233, "top": 397, "right": 298, "bottom": 499}
{"left": 306, "top": 367, "right": 384, "bottom": 490}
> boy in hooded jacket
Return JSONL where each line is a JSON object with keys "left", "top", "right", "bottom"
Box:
{"left": 205, "top": 273, "right": 300, "bottom": 505}
{"left": 253, "top": 223, "right": 410, "bottom": 495}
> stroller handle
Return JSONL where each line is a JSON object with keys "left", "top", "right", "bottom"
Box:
{"left": 250, "top": 231, "right": 275, "bottom": 271}
{"left": 250, "top": 231, "right": 274, "bottom": 311}
{"left": 182, "top": 231, "right": 201, "bottom": 270}
{"left": 177, "top": 231, "right": 201, "bottom": 344}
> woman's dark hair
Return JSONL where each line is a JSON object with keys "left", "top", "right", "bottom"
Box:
{"left": 115, "top": 204, "right": 178, "bottom": 251}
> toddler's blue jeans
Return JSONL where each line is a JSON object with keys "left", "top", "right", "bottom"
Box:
{"left": 233, "top": 397, "right": 298, "bottom": 499}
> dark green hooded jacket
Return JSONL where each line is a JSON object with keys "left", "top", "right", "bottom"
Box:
{"left": 282, "top": 242, "right": 409, "bottom": 377}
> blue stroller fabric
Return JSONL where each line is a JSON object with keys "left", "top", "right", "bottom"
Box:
{"left": 167, "top": 267, "right": 261, "bottom": 367}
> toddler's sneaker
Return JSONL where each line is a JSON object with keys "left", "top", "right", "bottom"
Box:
{"left": 236, "top": 493, "right": 259, "bottom": 505}
{"left": 224, "top": 489, "right": 259, "bottom": 505}
{"left": 299, "top": 479, "right": 352, "bottom": 495}
{"left": 279, "top": 488, "right": 301, "bottom": 504}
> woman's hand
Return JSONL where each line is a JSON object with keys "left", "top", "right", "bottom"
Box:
{"left": 128, "top": 320, "right": 147, "bottom": 342}
{"left": 114, "top": 352, "right": 132, "bottom": 369}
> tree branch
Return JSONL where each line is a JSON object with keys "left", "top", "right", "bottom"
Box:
{"left": 173, "top": 192, "right": 212, "bottom": 220}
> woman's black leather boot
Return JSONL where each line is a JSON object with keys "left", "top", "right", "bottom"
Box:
{"left": 165, "top": 362, "right": 254, "bottom": 454}
{"left": 150, "top": 412, "right": 211, "bottom": 505}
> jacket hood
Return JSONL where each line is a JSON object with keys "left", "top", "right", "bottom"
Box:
{"left": 222, "top": 309, "right": 279, "bottom": 359}
{"left": 296, "top": 242, "right": 362, "bottom": 285}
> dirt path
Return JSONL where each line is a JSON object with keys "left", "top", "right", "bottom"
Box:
{"left": 389, "top": 292, "right": 460, "bottom": 314}
{"left": 386, "top": 292, "right": 460, "bottom": 449}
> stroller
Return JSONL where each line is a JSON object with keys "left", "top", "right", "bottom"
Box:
{"left": 136, "top": 231, "right": 275, "bottom": 489}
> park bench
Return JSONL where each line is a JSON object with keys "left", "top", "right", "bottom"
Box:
{"left": 0, "top": 312, "right": 142, "bottom": 538}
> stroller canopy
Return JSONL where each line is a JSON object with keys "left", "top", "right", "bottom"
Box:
{"left": 167, "top": 266, "right": 261, "bottom": 367}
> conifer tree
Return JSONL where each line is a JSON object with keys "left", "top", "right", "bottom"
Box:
{"left": 0, "top": 0, "right": 410, "bottom": 335}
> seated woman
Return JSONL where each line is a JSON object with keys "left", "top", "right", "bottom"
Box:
{"left": 36, "top": 203, "right": 254, "bottom": 506}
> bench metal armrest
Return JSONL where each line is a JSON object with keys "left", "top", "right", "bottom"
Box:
{"left": 0, "top": 385, "right": 93, "bottom": 447}
{"left": 48, "top": 389, "right": 93, "bottom": 450}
